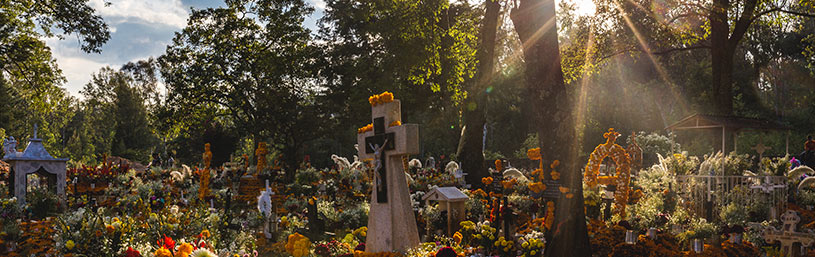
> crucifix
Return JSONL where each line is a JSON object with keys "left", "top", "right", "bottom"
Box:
{"left": 753, "top": 143, "right": 772, "bottom": 160}
{"left": 764, "top": 210, "right": 815, "bottom": 257}
{"left": 366, "top": 118, "right": 394, "bottom": 203}
{"left": 357, "top": 94, "right": 420, "bottom": 252}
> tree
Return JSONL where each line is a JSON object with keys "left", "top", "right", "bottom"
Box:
{"left": 317, "top": 0, "right": 479, "bottom": 161}
{"left": 159, "top": 0, "right": 319, "bottom": 178}
{"left": 511, "top": 0, "right": 590, "bottom": 256}
{"left": 457, "top": 0, "right": 502, "bottom": 187}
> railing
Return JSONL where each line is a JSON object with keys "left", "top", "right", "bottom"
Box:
{"left": 675, "top": 175, "right": 787, "bottom": 220}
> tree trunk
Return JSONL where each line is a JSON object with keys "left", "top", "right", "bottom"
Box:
{"left": 709, "top": 0, "right": 734, "bottom": 116}
{"left": 456, "top": 0, "right": 501, "bottom": 188}
{"left": 511, "top": 0, "right": 590, "bottom": 256}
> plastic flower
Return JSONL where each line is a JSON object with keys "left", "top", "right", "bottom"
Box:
{"left": 65, "top": 240, "right": 75, "bottom": 250}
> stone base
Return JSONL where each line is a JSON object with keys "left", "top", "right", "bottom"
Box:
{"left": 365, "top": 156, "right": 420, "bottom": 252}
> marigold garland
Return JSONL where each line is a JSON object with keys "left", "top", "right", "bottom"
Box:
{"left": 583, "top": 128, "right": 632, "bottom": 218}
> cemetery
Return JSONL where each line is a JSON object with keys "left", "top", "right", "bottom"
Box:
{"left": 2, "top": 0, "right": 815, "bottom": 256}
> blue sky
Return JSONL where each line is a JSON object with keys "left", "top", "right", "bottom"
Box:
{"left": 47, "top": 0, "right": 591, "bottom": 97}
{"left": 46, "top": 0, "right": 326, "bottom": 97}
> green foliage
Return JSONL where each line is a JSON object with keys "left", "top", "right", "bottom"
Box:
{"left": 630, "top": 132, "right": 681, "bottom": 166}
{"left": 719, "top": 202, "right": 749, "bottom": 226}
{"left": 26, "top": 187, "right": 60, "bottom": 220}
{"left": 699, "top": 152, "right": 753, "bottom": 176}
{"left": 676, "top": 217, "right": 718, "bottom": 243}
{"left": 513, "top": 133, "right": 539, "bottom": 159}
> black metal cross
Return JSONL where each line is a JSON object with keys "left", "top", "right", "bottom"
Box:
{"left": 365, "top": 117, "right": 395, "bottom": 203}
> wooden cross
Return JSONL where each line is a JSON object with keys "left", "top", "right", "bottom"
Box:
{"left": 753, "top": 143, "right": 772, "bottom": 159}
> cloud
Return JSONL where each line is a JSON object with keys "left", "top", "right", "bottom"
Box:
{"left": 90, "top": 0, "right": 189, "bottom": 28}
{"left": 49, "top": 51, "right": 111, "bottom": 96}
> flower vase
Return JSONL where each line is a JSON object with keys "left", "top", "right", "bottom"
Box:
{"left": 707, "top": 236, "right": 722, "bottom": 248}
{"left": 729, "top": 233, "right": 742, "bottom": 244}
{"left": 625, "top": 230, "right": 636, "bottom": 245}
{"left": 691, "top": 239, "right": 704, "bottom": 253}
{"left": 646, "top": 227, "right": 658, "bottom": 240}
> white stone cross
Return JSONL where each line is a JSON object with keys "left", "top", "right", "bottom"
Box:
{"left": 356, "top": 99, "right": 419, "bottom": 252}
{"left": 764, "top": 210, "right": 815, "bottom": 257}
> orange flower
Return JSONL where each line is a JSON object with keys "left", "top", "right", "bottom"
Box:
{"left": 529, "top": 182, "right": 546, "bottom": 193}
{"left": 550, "top": 171, "right": 560, "bottom": 180}
{"left": 550, "top": 160, "right": 560, "bottom": 169}
{"left": 388, "top": 120, "right": 401, "bottom": 127}
{"left": 380, "top": 91, "right": 394, "bottom": 102}
{"left": 502, "top": 179, "right": 516, "bottom": 189}
{"left": 368, "top": 95, "right": 380, "bottom": 106}
{"left": 95, "top": 230, "right": 102, "bottom": 237}
{"left": 527, "top": 148, "right": 542, "bottom": 160}
{"left": 453, "top": 231, "right": 463, "bottom": 245}
{"left": 201, "top": 229, "right": 211, "bottom": 238}
{"left": 105, "top": 224, "right": 115, "bottom": 233}
{"left": 154, "top": 247, "right": 173, "bottom": 257}
{"left": 481, "top": 177, "right": 493, "bottom": 185}
{"left": 175, "top": 243, "right": 194, "bottom": 257}
{"left": 494, "top": 160, "right": 503, "bottom": 171}
{"left": 559, "top": 187, "right": 570, "bottom": 193}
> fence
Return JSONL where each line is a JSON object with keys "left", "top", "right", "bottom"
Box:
{"left": 675, "top": 175, "right": 787, "bottom": 220}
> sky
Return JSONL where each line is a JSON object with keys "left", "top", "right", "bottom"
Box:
{"left": 46, "top": 0, "right": 593, "bottom": 97}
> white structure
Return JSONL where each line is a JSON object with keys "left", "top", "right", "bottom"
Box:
{"left": 3, "top": 130, "right": 69, "bottom": 206}
{"left": 357, "top": 99, "right": 420, "bottom": 252}
{"left": 422, "top": 187, "right": 469, "bottom": 235}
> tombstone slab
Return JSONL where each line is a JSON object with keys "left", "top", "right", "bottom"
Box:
{"left": 357, "top": 99, "right": 420, "bottom": 252}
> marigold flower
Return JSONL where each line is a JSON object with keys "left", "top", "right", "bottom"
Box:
{"left": 527, "top": 148, "right": 542, "bottom": 160}
{"left": 176, "top": 243, "right": 194, "bottom": 257}
{"left": 494, "top": 160, "right": 502, "bottom": 171}
{"left": 105, "top": 224, "right": 115, "bottom": 233}
{"left": 551, "top": 171, "right": 560, "bottom": 180}
{"left": 201, "top": 229, "right": 211, "bottom": 238}
{"left": 154, "top": 247, "right": 173, "bottom": 257}
{"left": 65, "top": 240, "right": 75, "bottom": 250}
{"left": 481, "top": 177, "right": 493, "bottom": 185}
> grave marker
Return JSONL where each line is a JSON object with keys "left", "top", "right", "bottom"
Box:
{"left": 356, "top": 92, "right": 420, "bottom": 252}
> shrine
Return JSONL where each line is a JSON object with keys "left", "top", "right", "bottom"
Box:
{"left": 3, "top": 126, "right": 69, "bottom": 206}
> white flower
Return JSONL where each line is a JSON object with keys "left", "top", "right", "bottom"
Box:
{"left": 190, "top": 248, "right": 217, "bottom": 257}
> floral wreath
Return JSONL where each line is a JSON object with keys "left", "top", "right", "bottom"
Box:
{"left": 584, "top": 128, "right": 632, "bottom": 218}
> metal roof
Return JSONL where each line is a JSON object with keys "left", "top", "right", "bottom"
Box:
{"left": 422, "top": 187, "right": 469, "bottom": 202}
{"left": 665, "top": 114, "right": 790, "bottom": 131}
{"left": 3, "top": 138, "right": 68, "bottom": 162}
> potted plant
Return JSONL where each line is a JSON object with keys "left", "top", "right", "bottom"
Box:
{"left": 677, "top": 218, "right": 717, "bottom": 253}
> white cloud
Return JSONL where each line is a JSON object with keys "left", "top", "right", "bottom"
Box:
{"left": 54, "top": 54, "right": 111, "bottom": 97}
{"left": 309, "top": 0, "right": 326, "bottom": 10}
{"left": 90, "top": 0, "right": 189, "bottom": 28}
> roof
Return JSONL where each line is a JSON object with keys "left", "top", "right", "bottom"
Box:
{"left": 3, "top": 138, "right": 69, "bottom": 162}
{"left": 422, "top": 187, "right": 469, "bottom": 202}
{"left": 665, "top": 114, "right": 790, "bottom": 131}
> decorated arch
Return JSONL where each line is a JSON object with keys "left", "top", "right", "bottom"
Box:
{"left": 584, "top": 128, "right": 632, "bottom": 218}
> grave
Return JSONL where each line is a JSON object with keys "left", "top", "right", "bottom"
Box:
{"left": 763, "top": 210, "right": 815, "bottom": 257}
{"left": 422, "top": 186, "right": 469, "bottom": 235}
{"left": 3, "top": 126, "right": 69, "bottom": 206}
{"left": 356, "top": 92, "right": 420, "bottom": 252}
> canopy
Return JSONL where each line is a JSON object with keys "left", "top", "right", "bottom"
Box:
{"left": 665, "top": 113, "right": 791, "bottom": 155}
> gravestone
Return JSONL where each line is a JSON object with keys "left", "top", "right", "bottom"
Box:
{"left": 357, "top": 94, "right": 420, "bottom": 252}
{"left": 3, "top": 126, "right": 68, "bottom": 206}
{"left": 763, "top": 210, "right": 815, "bottom": 257}
{"left": 422, "top": 187, "right": 469, "bottom": 235}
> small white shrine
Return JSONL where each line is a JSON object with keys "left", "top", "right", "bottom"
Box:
{"left": 3, "top": 127, "right": 69, "bottom": 206}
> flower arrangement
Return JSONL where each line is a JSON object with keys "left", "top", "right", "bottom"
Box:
{"left": 368, "top": 91, "right": 394, "bottom": 106}
{"left": 285, "top": 233, "right": 311, "bottom": 257}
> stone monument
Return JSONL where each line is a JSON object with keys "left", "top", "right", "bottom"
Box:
{"left": 3, "top": 125, "right": 69, "bottom": 206}
{"left": 356, "top": 92, "right": 420, "bottom": 252}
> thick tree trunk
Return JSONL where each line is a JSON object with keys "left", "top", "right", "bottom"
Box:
{"left": 510, "top": 0, "right": 590, "bottom": 256}
{"left": 709, "top": 0, "right": 734, "bottom": 116}
{"left": 456, "top": 0, "right": 501, "bottom": 188}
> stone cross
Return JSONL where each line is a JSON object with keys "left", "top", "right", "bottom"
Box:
{"left": 753, "top": 143, "right": 772, "bottom": 160}
{"left": 357, "top": 98, "right": 419, "bottom": 252}
{"left": 764, "top": 210, "right": 815, "bottom": 257}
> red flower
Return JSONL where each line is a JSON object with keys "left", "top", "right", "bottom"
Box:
{"left": 157, "top": 234, "right": 175, "bottom": 251}
{"left": 124, "top": 247, "right": 141, "bottom": 257}
{"left": 198, "top": 241, "right": 207, "bottom": 249}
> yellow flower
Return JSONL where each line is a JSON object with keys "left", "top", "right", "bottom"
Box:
{"left": 65, "top": 240, "right": 75, "bottom": 250}
{"left": 531, "top": 250, "right": 537, "bottom": 255}
{"left": 105, "top": 224, "right": 115, "bottom": 233}
{"left": 155, "top": 247, "right": 173, "bottom": 257}
{"left": 176, "top": 243, "right": 194, "bottom": 257}
{"left": 453, "top": 232, "right": 462, "bottom": 245}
